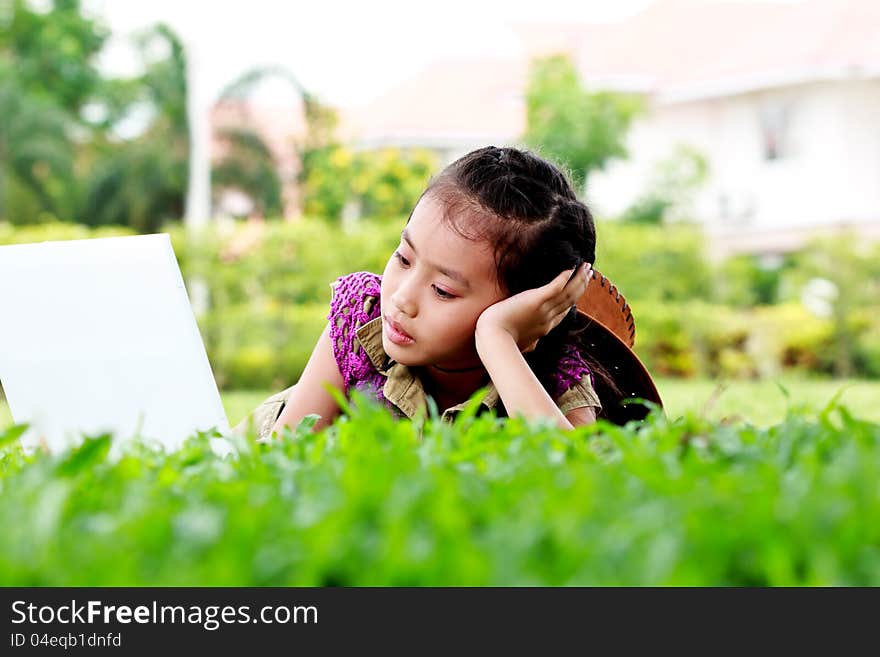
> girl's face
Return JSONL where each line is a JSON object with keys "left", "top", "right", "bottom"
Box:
{"left": 380, "top": 193, "right": 506, "bottom": 369}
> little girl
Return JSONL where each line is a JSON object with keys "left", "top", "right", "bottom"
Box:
{"left": 267, "top": 145, "right": 616, "bottom": 437}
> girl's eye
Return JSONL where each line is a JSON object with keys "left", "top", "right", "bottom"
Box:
{"left": 393, "top": 251, "right": 456, "bottom": 300}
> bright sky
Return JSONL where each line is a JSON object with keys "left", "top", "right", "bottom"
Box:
{"left": 87, "top": 0, "right": 659, "bottom": 108}
{"left": 87, "top": 0, "right": 807, "bottom": 109}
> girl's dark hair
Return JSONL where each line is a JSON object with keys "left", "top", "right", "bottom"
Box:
{"left": 413, "top": 145, "right": 624, "bottom": 419}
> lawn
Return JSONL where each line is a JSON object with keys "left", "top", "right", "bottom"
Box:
{"left": 654, "top": 377, "right": 880, "bottom": 426}
{"left": 2, "top": 377, "right": 878, "bottom": 586}
{"left": 1, "top": 377, "right": 878, "bottom": 432}
{"left": 221, "top": 378, "right": 880, "bottom": 428}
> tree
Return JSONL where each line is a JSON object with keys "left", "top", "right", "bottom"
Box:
{"left": 0, "top": 0, "right": 108, "bottom": 118}
{"left": 0, "top": 73, "right": 74, "bottom": 222}
{"left": 294, "top": 97, "right": 437, "bottom": 222}
{"left": 0, "top": 4, "right": 193, "bottom": 230}
{"left": 0, "top": 0, "right": 108, "bottom": 223}
{"left": 620, "top": 144, "right": 709, "bottom": 224}
{"left": 523, "top": 54, "right": 643, "bottom": 194}
{"left": 212, "top": 127, "right": 282, "bottom": 217}
{"left": 295, "top": 97, "right": 353, "bottom": 221}
{"left": 81, "top": 23, "right": 190, "bottom": 231}
{"left": 210, "top": 66, "right": 310, "bottom": 219}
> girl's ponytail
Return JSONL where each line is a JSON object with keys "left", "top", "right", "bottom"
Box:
{"left": 524, "top": 195, "right": 623, "bottom": 413}
{"left": 550, "top": 195, "right": 596, "bottom": 265}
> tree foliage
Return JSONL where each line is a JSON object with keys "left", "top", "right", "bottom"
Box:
{"left": 0, "top": 78, "right": 74, "bottom": 222}
{"left": 0, "top": 2, "right": 195, "bottom": 229}
{"left": 77, "top": 23, "right": 190, "bottom": 231}
{"left": 212, "top": 127, "right": 282, "bottom": 217}
{"left": 523, "top": 54, "right": 643, "bottom": 193}
{"left": 209, "top": 66, "right": 312, "bottom": 218}
{"left": 295, "top": 98, "right": 437, "bottom": 222}
{"left": 0, "top": 0, "right": 106, "bottom": 223}
{"left": 0, "top": 0, "right": 108, "bottom": 116}
{"left": 0, "top": 3, "right": 287, "bottom": 230}
{"left": 620, "top": 144, "right": 710, "bottom": 225}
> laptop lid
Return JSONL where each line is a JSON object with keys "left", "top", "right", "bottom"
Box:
{"left": 0, "top": 233, "right": 229, "bottom": 453}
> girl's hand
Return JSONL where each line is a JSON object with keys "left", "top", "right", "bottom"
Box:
{"left": 476, "top": 262, "right": 593, "bottom": 353}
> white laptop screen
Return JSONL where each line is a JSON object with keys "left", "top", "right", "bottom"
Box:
{"left": 0, "top": 233, "right": 229, "bottom": 452}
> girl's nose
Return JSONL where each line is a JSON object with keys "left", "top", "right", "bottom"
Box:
{"left": 391, "top": 280, "right": 418, "bottom": 318}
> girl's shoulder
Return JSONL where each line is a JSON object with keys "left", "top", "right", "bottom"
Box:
{"left": 329, "top": 270, "right": 382, "bottom": 307}
{"left": 547, "top": 341, "right": 599, "bottom": 408}
{"left": 328, "top": 271, "right": 383, "bottom": 327}
{"left": 327, "top": 271, "right": 384, "bottom": 393}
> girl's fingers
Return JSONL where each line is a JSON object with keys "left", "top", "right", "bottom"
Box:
{"left": 560, "top": 263, "right": 590, "bottom": 299}
{"left": 545, "top": 262, "right": 591, "bottom": 318}
{"left": 567, "top": 263, "right": 591, "bottom": 285}
{"left": 559, "top": 265, "right": 579, "bottom": 289}
{"left": 548, "top": 296, "right": 578, "bottom": 324}
{"left": 557, "top": 262, "right": 586, "bottom": 293}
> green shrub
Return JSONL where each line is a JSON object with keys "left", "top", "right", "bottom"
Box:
{"left": 632, "top": 301, "right": 840, "bottom": 380}
{"left": 167, "top": 216, "right": 397, "bottom": 305}
{"left": 596, "top": 221, "right": 713, "bottom": 303}
{"left": 2, "top": 220, "right": 877, "bottom": 383}
{"left": 629, "top": 300, "right": 697, "bottom": 377}
{"left": 202, "top": 302, "right": 326, "bottom": 390}
{"left": 750, "top": 303, "right": 835, "bottom": 376}
{"left": 713, "top": 254, "right": 787, "bottom": 307}
{"left": 0, "top": 393, "right": 877, "bottom": 586}
{"left": 0, "top": 221, "right": 133, "bottom": 244}
{"left": 166, "top": 218, "right": 398, "bottom": 388}
{"left": 853, "top": 308, "right": 880, "bottom": 377}
{"left": 300, "top": 145, "right": 437, "bottom": 222}
{"left": 778, "top": 234, "right": 880, "bottom": 377}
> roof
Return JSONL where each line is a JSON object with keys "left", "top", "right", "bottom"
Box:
{"left": 337, "top": 57, "right": 529, "bottom": 145}
{"left": 339, "top": 0, "right": 880, "bottom": 142}
{"left": 568, "top": 0, "right": 880, "bottom": 101}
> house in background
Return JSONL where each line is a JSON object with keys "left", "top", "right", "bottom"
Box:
{"left": 337, "top": 57, "right": 527, "bottom": 165}
{"left": 211, "top": 99, "right": 307, "bottom": 222}
{"left": 338, "top": 0, "right": 880, "bottom": 260}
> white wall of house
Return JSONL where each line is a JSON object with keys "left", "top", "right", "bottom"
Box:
{"left": 588, "top": 80, "right": 880, "bottom": 239}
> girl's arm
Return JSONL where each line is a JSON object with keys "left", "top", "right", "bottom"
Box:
{"left": 269, "top": 322, "right": 344, "bottom": 437}
{"left": 475, "top": 325, "right": 595, "bottom": 430}
{"left": 474, "top": 263, "right": 595, "bottom": 430}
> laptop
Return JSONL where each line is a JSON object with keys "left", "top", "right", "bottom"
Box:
{"left": 0, "top": 233, "right": 231, "bottom": 454}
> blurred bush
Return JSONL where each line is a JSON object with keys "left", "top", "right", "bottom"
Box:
{"left": 713, "top": 253, "right": 788, "bottom": 307}
{"left": 778, "top": 233, "right": 880, "bottom": 378}
{"left": 295, "top": 97, "right": 437, "bottom": 222}
{"left": 165, "top": 217, "right": 399, "bottom": 388}
{"left": 297, "top": 144, "right": 437, "bottom": 222}
{"left": 2, "top": 218, "right": 878, "bottom": 388}
{"left": 0, "top": 222, "right": 134, "bottom": 244}
{"left": 595, "top": 221, "right": 713, "bottom": 302}
{"left": 199, "top": 302, "right": 326, "bottom": 390}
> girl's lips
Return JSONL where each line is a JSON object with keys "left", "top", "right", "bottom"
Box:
{"left": 384, "top": 316, "right": 415, "bottom": 345}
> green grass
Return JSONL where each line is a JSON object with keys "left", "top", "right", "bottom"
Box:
{"left": 222, "top": 390, "right": 278, "bottom": 428}
{"left": 4, "top": 378, "right": 878, "bottom": 431}
{"left": 1, "top": 387, "right": 878, "bottom": 586}
{"left": 655, "top": 377, "right": 880, "bottom": 426}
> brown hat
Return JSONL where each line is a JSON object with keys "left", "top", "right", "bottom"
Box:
{"left": 575, "top": 268, "right": 663, "bottom": 424}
